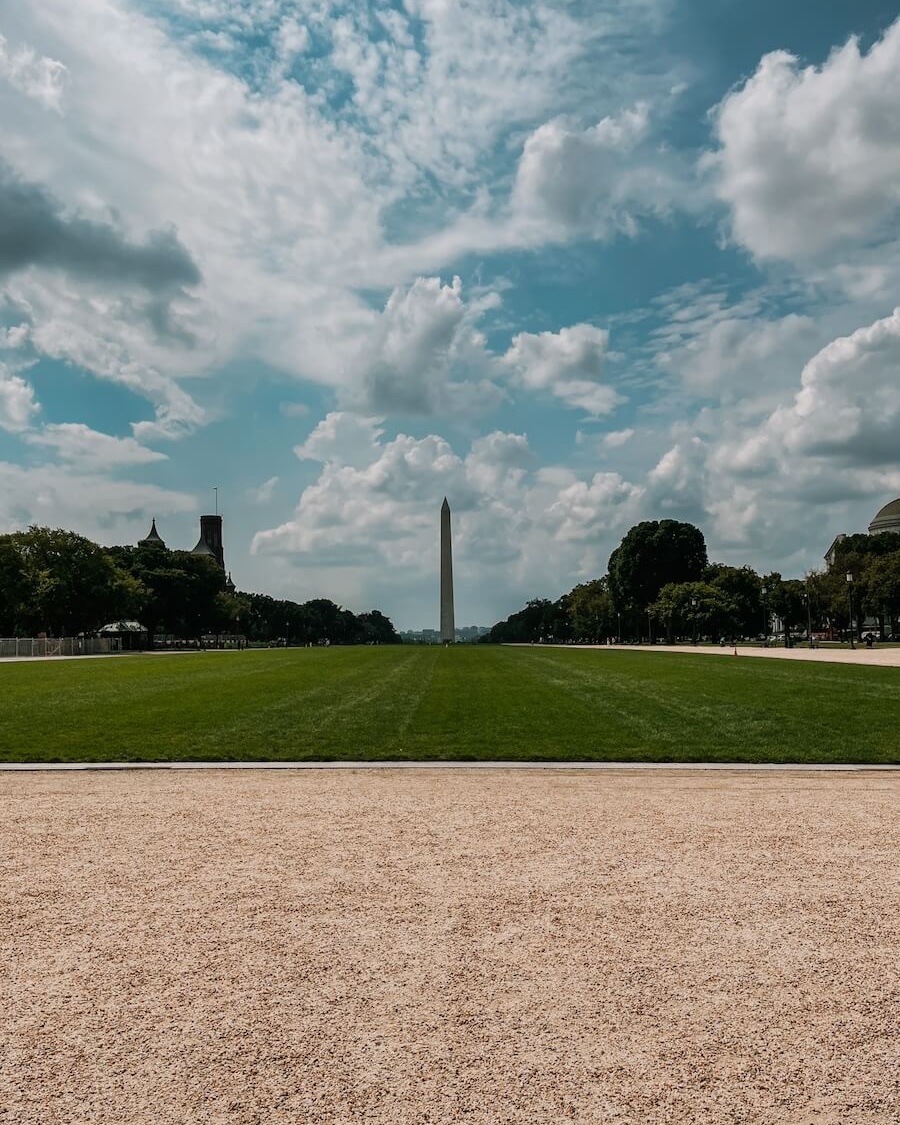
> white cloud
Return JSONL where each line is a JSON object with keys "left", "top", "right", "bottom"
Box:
{"left": 706, "top": 18, "right": 900, "bottom": 261}
{"left": 0, "top": 461, "right": 194, "bottom": 543}
{"left": 24, "top": 423, "right": 167, "bottom": 468}
{"left": 502, "top": 324, "right": 621, "bottom": 416}
{"left": 0, "top": 0, "right": 688, "bottom": 440}
{"left": 514, "top": 105, "right": 648, "bottom": 235}
{"left": 603, "top": 428, "right": 635, "bottom": 448}
{"left": 253, "top": 423, "right": 643, "bottom": 624}
{"left": 652, "top": 287, "right": 818, "bottom": 394}
{"left": 510, "top": 100, "right": 695, "bottom": 243}
{"left": 732, "top": 308, "right": 900, "bottom": 471}
{"left": 345, "top": 276, "right": 503, "bottom": 415}
{"left": 0, "top": 365, "right": 40, "bottom": 432}
{"left": 295, "top": 413, "right": 384, "bottom": 469}
{"left": 3, "top": 324, "right": 30, "bottom": 349}
{"left": 246, "top": 476, "right": 279, "bottom": 504}
{"left": 0, "top": 33, "right": 67, "bottom": 111}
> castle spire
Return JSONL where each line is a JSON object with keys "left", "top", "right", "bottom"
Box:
{"left": 138, "top": 518, "right": 166, "bottom": 548}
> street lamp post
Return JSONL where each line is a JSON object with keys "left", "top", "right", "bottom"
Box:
{"left": 846, "top": 573, "right": 855, "bottom": 650}
{"left": 691, "top": 596, "right": 698, "bottom": 645}
{"left": 804, "top": 580, "right": 813, "bottom": 648}
{"left": 761, "top": 584, "right": 768, "bottom": 646}
{"left": 647, "top": 607, "right": 652, "bottom": 645}
{"left": 617, "top": 612, "right": 621, "bottom": 644}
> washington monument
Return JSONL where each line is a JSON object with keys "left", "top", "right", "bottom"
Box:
{"left": 440, "top": 497, "right": 455, "bottom": 644}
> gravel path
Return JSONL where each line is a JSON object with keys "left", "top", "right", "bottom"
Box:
{"left": 533, "top": 642, "right": 900, "bottom": 668}
{"left": 2, "top": 770, "right": 897, "bottom": 1124}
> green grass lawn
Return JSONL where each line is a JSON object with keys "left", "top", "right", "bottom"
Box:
{"left": 0, "top": 646, "right": 897, "bottom": 764}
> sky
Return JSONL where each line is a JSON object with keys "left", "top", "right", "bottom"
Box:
{"left": 1, "top": 0, "right": 900, "bottom": 630}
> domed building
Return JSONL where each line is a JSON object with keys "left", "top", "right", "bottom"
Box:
{"left": 825, "top": 496, "right": 900, "bottom": 568}
{"left": 868, "top": 498, "right": 900, "bottom": 535}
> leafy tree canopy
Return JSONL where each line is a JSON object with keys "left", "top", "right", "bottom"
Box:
{"left": 608, "top": 520, "right": 708, "bottom": 612}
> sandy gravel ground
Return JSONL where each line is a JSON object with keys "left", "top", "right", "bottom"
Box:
{"left": 1, "top": 770, "right": 897, "bottom": 1125}
{"left": 542, "top": 643, "right": 900, "bottom": 669}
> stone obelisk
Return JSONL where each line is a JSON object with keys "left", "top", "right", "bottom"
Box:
{"left": 440, "top": 497, "right": 455, "bottom": 644}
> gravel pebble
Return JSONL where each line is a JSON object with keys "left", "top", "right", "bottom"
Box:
{"left": 1, "top": 769, "right": 897, "bottom": 1124}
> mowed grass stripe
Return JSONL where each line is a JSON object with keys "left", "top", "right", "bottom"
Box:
{"left": 0, "top": 646, "right": 898, "bottom": 763}
{"left": 515, "top": 649, "right": 799, "bottom": 760}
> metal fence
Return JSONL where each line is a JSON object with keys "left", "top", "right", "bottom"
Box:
{"left": 0, "top": 637, "right": 116, "bottom": 658}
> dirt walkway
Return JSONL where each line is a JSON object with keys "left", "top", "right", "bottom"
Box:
{"left": 527, "top": 642, "right": 900, "bottom": 669}
{"left": 1, "top": 770, "right": 897, "bottom": 1124}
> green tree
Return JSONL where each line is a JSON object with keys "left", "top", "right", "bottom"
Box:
{"left": 108, "top": 543, "right": 225, "bottom": 641}
{"left": 608, "top": 520, "right": 708, "bottom": 617}
{"left": 357, "top": 610, "right": 401, "bottom": 644}
{"left": 704, "top": 564, "right": 763, "bottom": 638}
{"left": 649, "top": 581, "right": 739, "bottom": 642}
{"left": 6, "top": 527, "right": 140, "bottom": 635}
{"left": 761, "top": 573, "right": 808, "bottom": 644}
{"left": 862, "top": 551, "right": 900, "bottom": 638}
{"left": 567, "top": 578, "right": 615, "bottom": 641}
{"left": 0, "top": 536, "right": 28, "bottom": 635}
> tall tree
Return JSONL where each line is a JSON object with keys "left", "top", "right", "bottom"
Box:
{"left": 704, "top": 564, "right": 763, "bottom": 638}
{"left": 3, "top": 527, "right": 141, "bottom": 636}
{"left": 608, "top": 520, "right": 708, "bottom": 614}
{"left": 567, "top": 578, "right": 615, "bottom": 641}
{"left": 649, "top": 581, "right": 739, "bottom": 641}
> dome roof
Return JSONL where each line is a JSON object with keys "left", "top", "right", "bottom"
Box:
{"left": 868, "top": 498, "right": 900, "bottom": 534}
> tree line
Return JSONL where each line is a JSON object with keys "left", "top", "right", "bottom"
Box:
{"left": 0, "top": 526, "right": 400, "bottom": 645}
{"left": 485, "top": 519, "right": 900, "bottom": 644}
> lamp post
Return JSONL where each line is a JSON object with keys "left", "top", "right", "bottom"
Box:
{"left": 846, "top": 573, "right": 855, "bottom": 650}
{"left": 647, "top": 607, "right": 652, "bottom": 645}
{"left": 804, "top": 587, "right": 813, "bottom": 648}
{"left": 617, "top": 612, "right": 621, "bottom": 644}
{"left": 691, "top": 596, "right": 698, "bottom": 645}
{"left": 761, "top": 584, "right": 768, "bottom": 646}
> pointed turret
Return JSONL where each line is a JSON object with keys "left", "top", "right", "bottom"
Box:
{"left": 138, "top": 518, "right": 166, "bottom": 549}
{"left": 224, "top": 571, "right": 236, "bottom": 595}
{"left": 191, "top": 535, "right": 216, "bottom": 558}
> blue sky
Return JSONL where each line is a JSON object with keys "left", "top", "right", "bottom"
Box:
{"left": 1, "top": 0, "right": 900, "bottom": 628}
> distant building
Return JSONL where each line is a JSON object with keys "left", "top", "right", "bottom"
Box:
{"left": 193, "top": 514, "right": 225, "bottom": 568}
{"left": 825, "top": 497, "right": 900, "bottom": 569}
{"left": 868, "top": 498, "right": 900, "bottom": 535}
{"left": 138, "top": 518, "right": 166, "bottom": 549}
{"left": 138, "top": 514, "right": 232, "bottom": 582}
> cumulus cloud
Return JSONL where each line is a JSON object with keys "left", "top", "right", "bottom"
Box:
{"left": 729, "top": 308, "right": 900, "bottom": 471}
{"left": 253, "top": 421, "right": 643, "bottom": 623}
{"left": 0, "top": 365, "right": 40, "bottom": 432}
{"left": 502, "top": 324, "right": 621, "bottom": 416}
{"left": 295, "top": 413, "right": 384, "bottom": 469}
{"left": 347, "top": 276, "right": 503, "bottom": 416}
{"left": 512, "top": 102, "right": 689, "bottom": 240}
{"left": 706, "top": 18, "right": 900, "bottom": 261}
{"left": 24, "top": 423, "right": 167, "bottom": 468}
{"left": 634, "top": 308, "right": 900, "bottom": 555}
